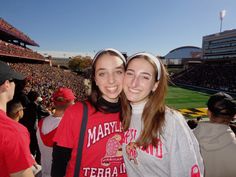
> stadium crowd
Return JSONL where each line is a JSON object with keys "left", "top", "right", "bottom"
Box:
{"left": 171, "top": 63, "right": 236, "bottom": 93}
{"left": 10, "top": 62, "right": 88, "bottom": 110}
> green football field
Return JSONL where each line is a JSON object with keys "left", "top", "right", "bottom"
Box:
{"left": 166, "top": 86, "right": 210, "bottom": 109}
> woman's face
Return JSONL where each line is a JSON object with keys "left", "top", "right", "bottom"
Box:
{"left": 95, "top": 53, "right": 125, "bottom": 103}
{"left": 123, "top": 58, "right": 158, "bottom": 105}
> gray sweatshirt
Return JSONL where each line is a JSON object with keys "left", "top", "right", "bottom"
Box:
{"left": 122, "top": 102, "right": 204, "bottom": 177}
{"left": 193, "top": 122, "right": 236, "bottom": 177}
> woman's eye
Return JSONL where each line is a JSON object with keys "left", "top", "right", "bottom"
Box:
{"left": 142, "top": 76, "right": 150, "bottom": 80}
{"left": 126, "top": 72, "right": 133, "bottom": 76}
{"left": 98, "top": 72, "right": 105, "bottom": 77}
{"left": 116, "top": 70, "right": 124, "bottom": 74}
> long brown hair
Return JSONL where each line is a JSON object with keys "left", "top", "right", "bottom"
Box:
{"left": 121, "top": 55, "right": 169, "bottom": 149}
{"left": 89, "top": 49, "right": 126, "bottom": 113}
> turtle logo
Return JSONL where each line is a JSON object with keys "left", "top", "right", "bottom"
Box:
{"left": 101, "top": 135, "right": 123, "bottom": 166}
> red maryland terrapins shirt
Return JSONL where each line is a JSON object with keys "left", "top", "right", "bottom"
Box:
{"left": 54, "top": 101, "right": 127, "bottom": 177}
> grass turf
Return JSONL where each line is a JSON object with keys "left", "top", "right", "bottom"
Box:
{"left": 166, "top": 86, "right": 210, "bottom": 109}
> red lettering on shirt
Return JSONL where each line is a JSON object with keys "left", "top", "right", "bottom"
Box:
{"left": 123, "top": 128, "right": 137, "bottom": 144}
{"left": 124, "top": 128, "right": 163, "bottom": 159}
{"left": 191, "top": 164, "right": 200, "bottom": 177}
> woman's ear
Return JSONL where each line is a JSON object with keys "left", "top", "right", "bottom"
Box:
{"left": 152, "top": 81, "right": 159, "bottom": 92}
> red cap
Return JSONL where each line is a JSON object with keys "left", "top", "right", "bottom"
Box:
{"left": 52, "top": 87, "right": 75, "bottom": 105}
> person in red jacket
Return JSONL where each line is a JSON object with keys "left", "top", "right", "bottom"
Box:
{"left": 0, "top": 61, "right": 34, "bottom": 177}
{"left": 51, "top": 48, "right": 127, "bottom": 177}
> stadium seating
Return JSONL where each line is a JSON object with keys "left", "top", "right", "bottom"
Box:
{"left": 0, "top": 40, "right": 44, "bottom": 60}
{"left": 171, "top": 63, "right": 236, "bottom": 93}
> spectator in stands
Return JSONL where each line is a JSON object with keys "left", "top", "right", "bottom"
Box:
{"left": 51, "top": 48, "right": 127, "bottom": 177}
{"left": 186, "top": 117, "right": 202, "bottom": 130}
{"left": 7, "top": 99, "right": 42, "bottom": 176}
{"left": 37, "top": 87, "right": 75, "bottom": 177}
{"left": 187, "top": 119, "right": 198, "bottom": 129}
{"left": 121, "top": 52, "right": 204, "bottom": 177}
{"left": 193, "top": 92, "right": 236, "bottom": 177}
{"left": 0, "top": 61, "right": 34, "bottom": 177}
{"left": 20, "top": 90, "right": 50, "bottom": 164}
{"left": 7, "top": 99, "right": 24, "bottom": 122}
{"left": 13, "top": 79, "right": 30, "bottom": 108}
{"left": 196, "top": 116, "right": 202, "bottom": 122}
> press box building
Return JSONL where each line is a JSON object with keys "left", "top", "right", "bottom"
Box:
{"left": 202, "top": 29, "right": 236, "bottom": 61}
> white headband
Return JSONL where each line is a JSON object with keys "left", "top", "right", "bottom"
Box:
{"left": 93, "top": 48, "right": 126, "bottom": 65}
{"left": 127, "top": 52, "right": 162, "bottom": 80}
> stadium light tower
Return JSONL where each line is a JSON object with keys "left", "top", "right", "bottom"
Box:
{"left": 219, "top": 10, "right": 226, "bottom": 32}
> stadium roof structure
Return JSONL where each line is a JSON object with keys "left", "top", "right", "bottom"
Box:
{"left": 0, "top": 18, "right": 39, "bottom": 47}
{"left": 165, "top": 46, "right": 202, "bottom": 59}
